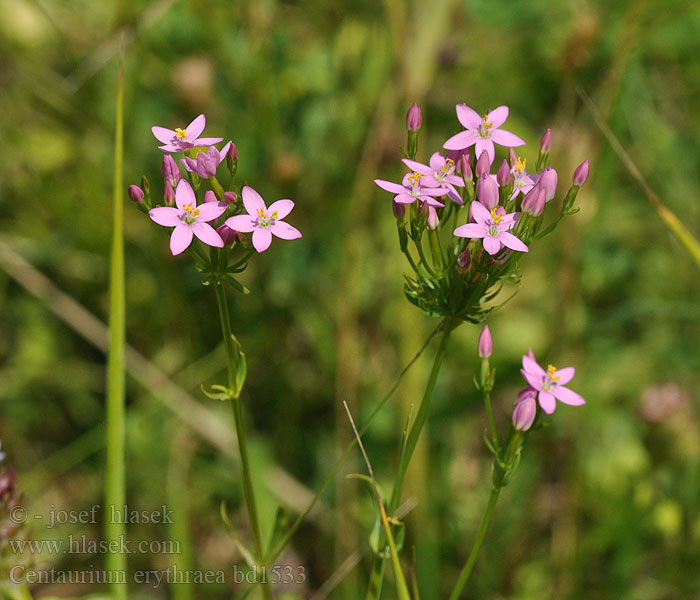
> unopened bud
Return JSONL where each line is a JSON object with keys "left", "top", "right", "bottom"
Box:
{"left": 393, "top": 200, "right": 406, "bottom": 219}
{"left": 513, "top": 388, "right": 537, "bottom": 431}
{"left": 223, "top": 191, "right": 238, "bottom": 204}
{"left": 216, "top": 224, "right": 244, "bottom": 246}
{"left": 426, "top": 206, "right": 439, "bottom": 230}
{"left": 540, "top": 128, "right": 552, "bottom": 153}
{"left": 128, "top": 185, "right": 144, "bottom": 203}
{"left": 521, "top": 185, "right": 545, "bottom": 216}
{"left": 406, "top": 103, "right": 422, "bottom": 132}
{"left": 226, "top": 142, "right": 238, "bottom": 163}
{"left": 141, "top": 175, "right": 150, "bottom": 193}
{"left": 456, "top": 248, "right": 471, "bottom": 273}
{"left": 204, "top": 190, "right": 217, "bottom": 203}
{"left": 475, "top": 150, "right": 491, "bottom": 178}
{"left": 478, "top": 325, "right": 492, "bottom": 358}
{"left": 476, "top": 175, "right": 499, "bottom": 210}
{"left": 573, "top": 160, "right": 589, "bottom": 186}
{"left": 161, "top": 154, "right": 181, "bottom": 189}
{"left": 538, "top": 167, "right": 558, "bottom": 202}
{"left": 460, "top": 152, "right": 473, "bottom": 183}
{"left": 164, "top": 183, "right": 176, "bottom": 206}
{"left": 497, "top": 159, "right": 511, "bottom": 186}
{"left": 509, "top": 148, "right": 518, "bottom": 166}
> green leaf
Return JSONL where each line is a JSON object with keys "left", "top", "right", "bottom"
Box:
{"left": 265, "top": 505, "right": 289, "bottom": 560}
{"left": 200, "top": 384, "right": 234, "bottom": 401}
{"left": 220, "top": 501, "right": 256, "bottom": 567}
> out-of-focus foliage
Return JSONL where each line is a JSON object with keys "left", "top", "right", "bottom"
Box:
{"left": 0, "top": 0, "right": 699, "bottom": 598}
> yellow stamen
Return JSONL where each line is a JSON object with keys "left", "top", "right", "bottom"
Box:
{"left": 257, "top": 208, "right": 265, "bottom": 217}
{"left": 482, "top": 114, "right": 493, "bottom": 128}
{"left": 514, "top": 156, "right": 526, "bottom": 174}
{"left": 408, "top": 171, "right": 424, "bottom": 187}
{"left": 441, "top": 158, "right": 455, "bottom": 174}
{"left": 271, "top": 210, "right": 278, "bottom": 219}
{"left": 547, "top": 364, "right": 560, "bottom": 381}
{"left": 490, "top": 208, "right": 504, "bottom": 226}
{"left": 183, "top": 202, "right": 200, "bottom": 217}
{"left": 175, "top": 127, "right": 187, "bottom": 140}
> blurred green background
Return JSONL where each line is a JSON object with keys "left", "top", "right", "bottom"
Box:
{"left": 1, "top": 0, "right": 699, "bottom": 598}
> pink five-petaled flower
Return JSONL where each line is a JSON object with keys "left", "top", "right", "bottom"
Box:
{"left": 224, "top": 186, "right": 302, "bottom": 253}
{"left": 402, "top": 153, "right": 465, "bottom": 205}
{"left": 374, "top": 172, "right": 445, "bottom": 207}
{"left": 520, "top": 352, "right": 586, "bottom": 415}
{"left": 152, "top": 114, "right": 224, "bottom": 153}
{"left": 149, "top": 180, "right": 227, "bottom": 255}
{"left": 453, "top": 201, "right": 528, "bottom": 255}
{"left": 444, "top": 105, "right": 526, "bottom": 164}
{"left": 510, "top": 156, "right": 535, "bottom": 199}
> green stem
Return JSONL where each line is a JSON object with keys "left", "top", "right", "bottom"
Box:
{"left": 209, "top": 175, "right": 226, "bottom": 201}
{"left": 213, "top": 282, "right": 270, "bottom": 599}
{"left": 366, "top": 315, "right": 455, "bottom": 600}
{"left": 105, "top": 62, "right": 127, "bottom": 600}
{"left": 448, "top": 487, "right": 501, "bottom": 600}
{"left": 482, "top": 387, "right": 499, "bottom": 451}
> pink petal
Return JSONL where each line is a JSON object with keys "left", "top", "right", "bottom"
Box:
{"left": 394, "top": 193, "right": 416, "bottom": 204}
{"left": 219, "top": 141, "right": 232, "bottom": 163}
{"left": 175, "top": 180, "right": 196, "bottom": 211}
{"left": 242, "top": 186, "right": 266, "bottom": 215}
{"left": 443, "top": 129, "right": 478, "bottom": 151}
{"left": 225, "top": 214, "right": 257, "bottom": 233}
{"left": 470, "top": 201, "right": 491, "bottom": 225}
{"left": 252, "top": 228, "right": 273, "bottom": 252}
{"left": 196, "top": 201, "right": 228, "bottom": 222}
{"left": 490, "top": 129, "right": 526, "bottom": 147}
{"left": 454, "top": 223, "right": 486, "bottom": 239}
{"left": 555, "top": 367, "right": 575, "bottom": 386}
{"left": 402, "top": 159, "right": 432, "bottom": 175}
{"left": 186, "top": 114, "right": 206, "bottom": 139}
{"left": 456, "top": 104, "right": 482, "bottom": 129}
{"left": 552, "top": 386, "right": 586, "bottom": 406}
{"left": 267, "top": 199, "right": 295, "bottom": 219}
{"left": 482, "top": 235, "right": 502, "bottom": 255}
{"left": 538, "top": 391, "right": 556, "bottom": 414}
{"left": 429, "top": 152, "right": 446, "bottom": 171}
{"left": 487, "top": 106, "right": 509, "bottom": 128}
{"left": 474, "top": 138, "right": 495, "bottom": 164}
{"left": 191, "top": 136, "right": 224, "bottom": 147}
{"left": 193, "top": 221, "right": 224, "bottom": 248}
{"left": 447, "top": 188, "right": 464, "bottom": 205}
{"left": 170, "top": 224, "right": 193, "bottom": 255}
{"left": 149, "top": 207, "right": 182, "bottom": 227}
{"left": 158, "top": 144, "right": 181, "bottom": 153}
{"left": 375, "top": 179, "right": 407, "bottom": 194}
{"left": 522, "top": 355, "right": 545, "bottom": 377}
{"left": 152, "top": 126, "right": 175, "bottom": 144}
{"left": 270, "top": 221, "right": 302, "bottom": 240}
{"left": 446, "top": 174, "right": 465, "bottom": 187}
{"left": 499, "top": 231, "right": 529, "bottom": 253}
{"left": 421, "top": 196, "right": 445, "bottom": 207}
{"left": 521, "top": 369, "right": 543, "bottom": 390}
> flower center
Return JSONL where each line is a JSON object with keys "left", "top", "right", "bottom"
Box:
{"left": 181, "top": 202, "right": 200, "bottom": 225}
{"left": 256, "top": 207, "right": 278, "bottom": 228}
{"left": 490, "top": 207, "right": 504, "bottom": 226}
{"left": 440, "top": 157, "right": 455, "bottom": 176}
{"left": 543, "top": 364, "right": 561, "bottom": 391}
{"left": 175, "top": 127, "right": 188, "bottom": 140}
{"left": 408, "top": 171, "right": 423, "bottom": 194}
{"left": 478, "top": 114, "right": 493, "bottom": 138}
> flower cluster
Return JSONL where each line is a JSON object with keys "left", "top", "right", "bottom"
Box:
{"left": 130, "top": 114, "right": 302, "bottom": 272}
{"left": 375, "top": 103, "right": 588, "bottom": 321}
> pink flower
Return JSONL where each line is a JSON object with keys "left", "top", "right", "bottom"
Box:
{"left": 374, "top": 172, "right": 445, "bottom": 207}
{"left": 510, "top": 156, "right": 535, "bottom": 199}
{"left": 402, "top": 153, "right": 465, "bottom": 204}
{"left": 149, "top": 180, "right": 227, "bottom": 255}
{"left": 152, "top": 114, "right": 224, "bottom": 153}
{"left": 520, "top": 352, "right": 585, "bottom": 415}
{"left": 224, "top": 186, "right": 302, "bottom": 253}
{"left": 444, "top": 105, "right": 526, "bottom": 164}
{"left": 181, "top": 142, "right": 232, "bottom": 177}
{"left": 453, "top": 201, "right": 528, "bottom": 255}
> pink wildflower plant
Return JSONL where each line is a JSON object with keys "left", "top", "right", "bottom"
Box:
{"left": 224, "top": 186, "right": 302, "bottom": 253}
{"left": 520, "top": 351, "right": 585, "bottom": 414}
{"left": 149, "top": 180, "right": 227, "bottom": 255}
{"left": 152, "top": 114, "right": 223, "bottom": 153}
{"left": 453, "top": 201, "right": 528, "bottom": 255}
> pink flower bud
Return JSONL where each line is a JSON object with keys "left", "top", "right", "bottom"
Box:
{"left": 478, "top": 325, "right": 492, "bottom": 358}
{"left": 204, "top": 190, "right": 217, "bottom": 203}
{"left": 223, "top": 191, "right": 238, "bottom": 204}
{"left": 521, "top": 185, "right": 545, "bottom": 216}
{"left": 406, "top": 103, "right": 422, "bottom": 132}
{"left": 497, "top": 159, "right": 511, "bottom": 186}
{"left": 392, "top": 200, "right": 406, "bottom": 219}
{"left": 476, "top": 175, "right": 499, "bottom": 210}
{"left": 226, "top": 142, "right": 238, "bottom": 163}
{"left": 513, "top": 388, "right": 537, "bottom": 431}
{"left": 540, "top": 128, "right": 552, "bottom": 153}
{"left": 509, "top": 148, "right": 518, "bottom": 166}
{"left": 456, "top": 248, "right": 471, "bottom": 273}
{"left": 460, "top": 152, "right": 473, "bottom": 183}
{"left": 128, "top": 185, "right": 144, "bottom": 203}
{"left": 538, "top": 167, "right": 558, "bottom": 202}
{"left": 426, "top": 206, "right": 440, "bottom": 230}
{"left": 216, "top": 224, "right": 244, "bottom": 246}
{"left": 573, "top": 159, "right": 589, "bottom": 186}
{"left": 164, "top": 183, "right": 175, "bottom": 206}
{"left": 475, "top": 150, "right": 491, "bottom": 178}
{"left": 161, "top": 154, "right": 181, "bottom": 189}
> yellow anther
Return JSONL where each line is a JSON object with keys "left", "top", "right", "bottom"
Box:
{"left": 271, "top": 211, "right": 278, "bottom": 219}
{"left": 482, "top": 114, "right": 493, "bottom": 128}
{"left": 175, "top": 127, "right": 187, "bottom": 140}
{"left": 257, "top": 208, "right": 265, "bottom": 217}
{"left": 441, "top": 158, "right": 455, "bottom": 174}
{"left": 547, "top": 364, "right": 560, "bottom": 381}
{"left": 408, "top": 171, "right": 424, "bottom": 187}
{"left": 490, "top": 208, "right": 504, "bottom": 226}
{"left": 514, "top": 156, "right": 527, "bottom": 174}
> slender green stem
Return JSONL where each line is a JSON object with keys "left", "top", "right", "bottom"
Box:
{"left": 482, "top": 389, "right": 499, "bottom": 451}
{"left": 105, "top": 62, "right": 127, "bottom": 600}
{"left": 209, "top": 175, "right": 226, "bottom": 201}
{"left": 448, "top": 487, "right": 501, "bottom": 600}
{"left": 366, "top": 315, "right": 455, "bottom": 600}
{"left": 213, "top": 282, "right": 270, "bottom": 599}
